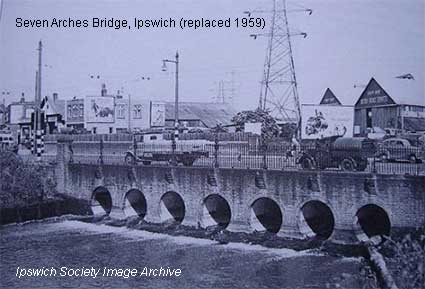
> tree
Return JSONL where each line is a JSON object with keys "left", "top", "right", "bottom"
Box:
{"left": 231, "top": 108, "right": 280, "bottom": 139}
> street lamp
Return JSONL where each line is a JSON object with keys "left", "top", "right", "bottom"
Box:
{"left": 162, "top": 51, "right": 179, "bottom": 140}
{"left": 162, "top": 51, "right": 179, "bottom": 166}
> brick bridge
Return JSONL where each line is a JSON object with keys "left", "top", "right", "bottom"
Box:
{"left": 54, "top": 140, "right": 425, "bottom": 243}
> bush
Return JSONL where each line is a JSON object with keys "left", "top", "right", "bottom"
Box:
{"left": 0, "top": 151, "right": 56, "bottom": 208}
{"left": 382, "top": 230, "right": 425, "bottom": 288}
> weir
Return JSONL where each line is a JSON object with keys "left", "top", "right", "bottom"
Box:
{"left": 54, "top": 140, "right": 425, "bottom": 243}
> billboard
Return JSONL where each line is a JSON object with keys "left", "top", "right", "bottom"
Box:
{"left": 150, "top": 101, "right": 165, "bottom": 127}
{"left": 85, "top": 96, "right": 115, "bottom": 123}
{"left": 301, "top": 104, "right": 354, "bottom": 139}
{"left": 244, "top": 122, "right": 262, "bottom": 135}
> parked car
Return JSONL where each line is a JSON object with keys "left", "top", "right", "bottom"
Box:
{"left": 376, "top": 138, "right": 424, "bottom": 163}
{"left": 297, "top": 136, "right": 376, "bottom": 171}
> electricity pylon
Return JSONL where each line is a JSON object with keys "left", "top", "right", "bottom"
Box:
{"left": 247, "top": 0, "right": 311, "bottom": 130}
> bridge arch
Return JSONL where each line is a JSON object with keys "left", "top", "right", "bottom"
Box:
{"left": 249, "top": 197, "right": 283, "bottom": 234}
{"left": 159, "top": 191, "right": 186, "bottom": 224}
{"left": 91, "top": 186, "right": 112, "bottom": 216}
{"left": 123, "top": 189, "right": 147, "bottom": 218}
{"left": 297, "top": 200, "right": 335, "bottom": 240}
{"left": 354, "top": 204, "right": 391, "bottom": 242}
{"left": 200, "top": 194, "right": 232, "bottom": 229}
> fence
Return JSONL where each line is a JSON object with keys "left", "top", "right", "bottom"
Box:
{"left": 39, "top": 135, "right": 425, "bottom": 176}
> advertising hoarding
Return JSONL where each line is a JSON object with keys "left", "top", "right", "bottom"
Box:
{"left": 150, "top": 101, "right": 165, "bottom": 127}
{"left": 301, "top": 104, "right": 354, "bottom": 139}
{"left": 244, "top": 122, "right": 262, "bottom": 135}
{"left": 85, "top": 96, "right": 115, "bottom": 123}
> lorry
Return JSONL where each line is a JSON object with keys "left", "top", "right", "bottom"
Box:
{"left": 296, "top": 136, "right": 377, "bottom": 171}
{"left": 124, "top": 132, "right": 211, "bottom": 166}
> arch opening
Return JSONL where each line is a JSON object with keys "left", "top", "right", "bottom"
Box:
{"left": 250, "top": 197, "right": 282, "bottom": 234}
{"left": 299, "top": 201, "right": 335, "bottom": 240}
{"left": 202, "top": 194, "right": 231, "bottom": 229}
{"left": 355, "top": 204, "right": 391, "bottom": 240}
{"left": 160, "top": 191, "right": 185, "bottom": 224}
{"left": 123, "top": 189, "right": 147, "bottom": 218}
{"left": 91, "top": 187, "right": 112, "bottom": 216}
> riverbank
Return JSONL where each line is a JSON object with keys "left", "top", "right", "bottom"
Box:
{"left": 0, "top": 194, "right": 90, "bottom": 225}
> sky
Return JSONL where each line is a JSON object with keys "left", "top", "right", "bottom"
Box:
{"left": 0, "top": 0, "right": 424, "bottom": 111}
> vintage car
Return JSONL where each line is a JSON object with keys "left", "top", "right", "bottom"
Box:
{"left": 376, "top": 138, "right": 424, "bottom": 163}
{"left": 297, "top": 136, "right": 376, "bottom": 171}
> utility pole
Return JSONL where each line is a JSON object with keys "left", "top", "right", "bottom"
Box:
{"left": 34, "top": 40, "right": 43, "bottom": 161}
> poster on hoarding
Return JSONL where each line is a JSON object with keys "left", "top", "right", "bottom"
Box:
{"left": 85, "top": 96, "right": 115, "bottom": 123}
{"left": 301, "top": 104, "right": 354, "bottom": 139}
{"left": 150, "top": 101, "right": 165, "bottom": 127}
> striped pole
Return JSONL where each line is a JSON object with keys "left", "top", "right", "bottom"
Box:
{"left": 35, "top": 129, "right": 42, "bottom": 161}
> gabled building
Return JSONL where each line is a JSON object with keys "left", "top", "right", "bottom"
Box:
{"left": 40, "top": 93, "right": 66, "bottom": 134}
{"left": 319, "top": 88, "right": 342, "bottom": 106}
{"left": 354, "top": 77, "right": 425, "bottom": 136}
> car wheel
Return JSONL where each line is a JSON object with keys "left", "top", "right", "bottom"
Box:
{"left": 340, "top": 158, "right": 356, "bottom": 171}
{"left": 300, "top": 157, "right": 315, "bottom": 170}
{"left": 125, "top": 154, "right": 135, "bottom": 165}
{"left": 408, "top": 155, "right": 417, "bottom": 164}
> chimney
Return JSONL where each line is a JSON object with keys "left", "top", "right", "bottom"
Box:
{"left": 20, "top": 93, "right": 25, "bottom": 103}
{"left": 53, "top": 92, "right": 58, "bottom": 102}
{"left": 101, "top": 83, "right": 107, "bottom": 96}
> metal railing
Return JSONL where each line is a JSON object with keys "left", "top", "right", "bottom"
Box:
{"left": 40, "top": 136, "right": 425, "bottom": 176}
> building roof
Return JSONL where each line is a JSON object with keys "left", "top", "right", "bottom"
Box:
{"left": 41, "top": 96, "right": 66, "bottom": 116}
{"left": 378, "top": 77, "right": 424, "bottom": 106}
{"left": 319, "top": 88, "right": 342, "bottom": 105}
{"left": 165, "top": 102, "right": 238, "bottom": 127}
{"left": 355, "top": 77, "right": 424, "bottom": 107}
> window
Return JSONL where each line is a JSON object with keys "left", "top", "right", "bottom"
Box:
{"left": 133, "top": 104, "right": 142, "bottom": 119}
{"left": 150, "top": 135, "right": 157, "bottom": 140}
{"left": 109, "top": 127, "right": 113, "bottom": 134}
{"left": 117, "top": 104, "right": 126, "bottom": 119}
{"left": 93, "top": 127, "right": 97, "bottom": 134}
{"left": 79, "top": 104, "right": 84, "bottom": 117}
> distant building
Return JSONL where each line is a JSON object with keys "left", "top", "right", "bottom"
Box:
{"left": 40, "top": 93, "right": 66, "bottom": 134}
{"left": 0, "top": 103, "right": 6, "bottom": 127}
{"left": 7, "top": 94, "right": 36, "bottom": 143}
{"left": 354, "top": 77, "right": 425, "bottom": 136}
{"left": 164, "top": 102, "right": 237, "bottom": 129}
{"left": 65, "top": 84, "right": 165, "bottom": 134}
{"left": 319, "top": 88, "right": 342, "bottom": 106}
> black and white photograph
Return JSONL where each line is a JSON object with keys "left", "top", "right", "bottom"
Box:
{"left": 0, "top": 0, "right": 424, "bottom": 288}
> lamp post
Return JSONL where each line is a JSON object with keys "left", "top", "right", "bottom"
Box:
{"left": 162, "top": 51, "right": 179, "bottom": 140}
{"left": 162, "top": 52, "right": 179, "bottom": 166}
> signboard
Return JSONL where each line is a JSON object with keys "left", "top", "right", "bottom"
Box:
{"left": 244, "top": 122, "right": 262, "bottom": 135}
{"left": 85, "top": 96, "right": 115, "bottom": 123}
{"left": 150, "top": 101, "right": 165, "bottom": 127}
{"left": 301, "top": 104, "right": 354, "bottom": 139}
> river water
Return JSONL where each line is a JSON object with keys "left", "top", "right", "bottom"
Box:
{"left": 0, "top": 218, "right": 367, "bottom": 289}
